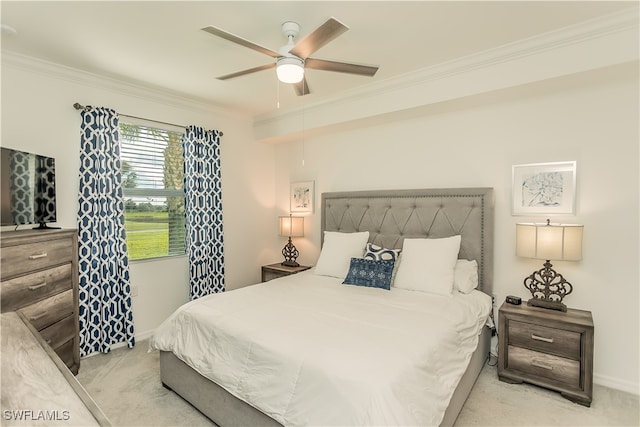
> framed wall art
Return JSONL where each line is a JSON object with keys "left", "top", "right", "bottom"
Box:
{"left": 290, "top": 180, "right": 314, "bottom": 213}
{"left": 512, "top": 161, "right": 576, "bottom": 215}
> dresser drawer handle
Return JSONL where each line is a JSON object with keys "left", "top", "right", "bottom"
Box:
{"left": 531, "top": 334, "right": 554, "bottom": 343}
{"left": 45, "top": 339, "right": 52, "bottom": 345}
{"left": 29, "top": 311, "right": 48, "bottom": 321}
{"left": 28, "top": 252, "right": 48, "bottom": 260}
{"left": 531, "top": 359, "right": 553, "bottom": 371}
{"left": 28, "top": 281, "right": 48, "bottom": 291}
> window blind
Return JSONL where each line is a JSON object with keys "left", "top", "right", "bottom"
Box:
{"left": 119, "top": 122, "right": 185, "bottom": 261}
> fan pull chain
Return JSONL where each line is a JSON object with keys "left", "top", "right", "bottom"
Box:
{"left": 276, "top": 79, "right": 280, "bottom": 109}
{"left": 301, "top": 91, "right": 305, "bottom": 167}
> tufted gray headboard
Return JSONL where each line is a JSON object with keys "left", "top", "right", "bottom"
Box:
{"left": 321, "top": 188, "right": 494, "bottom": 295}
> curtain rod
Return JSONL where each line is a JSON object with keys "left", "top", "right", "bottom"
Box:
{"left": 72, "top": 103, "right": 223, "bottom": 136}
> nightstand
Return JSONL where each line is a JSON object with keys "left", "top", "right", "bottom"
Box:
{"left": 261, "top": 263, "right": 311, "bottom": 282}
{"left": 498, "top": 302, "right": 594, "bottom": 406}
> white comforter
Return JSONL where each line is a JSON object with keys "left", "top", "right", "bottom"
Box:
{"left": 149, "top": 269, "right": 491, "bottom": 426}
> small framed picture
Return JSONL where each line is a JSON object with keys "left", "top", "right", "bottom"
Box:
{"left": 290, "top": 181, "right": 314, "bottom": 213}
{"left": 512, "top": 161, "right": 576, "bottom": 215}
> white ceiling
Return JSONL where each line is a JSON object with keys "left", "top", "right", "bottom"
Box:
{"left": 1, "top": 1, "right": 635, "bottom": 117}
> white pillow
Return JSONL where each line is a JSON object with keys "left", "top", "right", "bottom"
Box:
{"left": 454, "top": 259, "right": 479, "bottom": 294}
{"left": 315, "top": 231, "right": 370, "bottom": 279}
{"left": 393, "top": 235, "right": 461, "bottom": 295}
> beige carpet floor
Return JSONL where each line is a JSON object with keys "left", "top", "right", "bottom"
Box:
{"left": 77, "top": 341, "right": 639, "bottom": 426}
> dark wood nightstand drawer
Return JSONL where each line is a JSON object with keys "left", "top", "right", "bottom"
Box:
{"left": 509, "top": 320, "right": 581, "bottom": 360}
{"left": 261, "top": 263, "right": 311, "bottom": 282}
{"left": 262, "top": 269, "right": 288, "bottom": 282}
{"left": 507, "top": 346, "right": 580, "bottom": 388}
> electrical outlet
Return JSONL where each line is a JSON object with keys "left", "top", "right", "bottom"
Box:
{"left": 492, "top": 294, "right": 496, "bottom": 305}
{"left": 131, "top": 286, "right": 139, "bottom": 297}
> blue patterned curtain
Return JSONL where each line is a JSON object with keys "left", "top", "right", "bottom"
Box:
{"left": 77, "top": 106, "right": 135, "bottom": 355}
{"left": 182, "top": 126, "right": 225, "bottom": 299}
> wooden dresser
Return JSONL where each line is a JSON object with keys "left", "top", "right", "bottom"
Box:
{"left": 1, "top": 229, "right": 80, "bottom": 374}
{"left": 498, "top": 302, "right": 594, "bottom": 406}
{"left": 1, "top": 311, "right": 110, "bottom": 426}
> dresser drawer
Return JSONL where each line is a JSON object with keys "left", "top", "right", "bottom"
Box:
{"left": 507, "top": 345, "right": 580, "bottom": 388}
{"left": 509, "top": 319, "right": 581, "bottom": 360}
{"left": 1, "top": 264, "right": 72, "bottom": 312}
{"left": 1, "top": 238, "right": 74, "bottom": 279}
{"left": 40, "top": 314, "right": 76, "bottom": 350}
{"left": 18, "top": 288, "right": 74, "bottom": 331}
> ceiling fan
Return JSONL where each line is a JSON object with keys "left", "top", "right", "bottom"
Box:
{"left": 201, "top": 17, "right": 379, "bottom": 96}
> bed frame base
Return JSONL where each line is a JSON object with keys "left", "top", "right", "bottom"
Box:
{"left": 159, "top": 327, "right": 490, "bottom": 427}
{"left": 160, "top": 351, "right": 281, "bottom": 427}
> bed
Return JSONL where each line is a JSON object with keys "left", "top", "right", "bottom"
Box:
{"left": 150, "top": 187, "right": 494, "bottom": 426}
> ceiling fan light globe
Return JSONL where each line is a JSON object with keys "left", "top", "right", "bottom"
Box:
{"left": 276, "top": 57, "right": 304, "bottom": 84}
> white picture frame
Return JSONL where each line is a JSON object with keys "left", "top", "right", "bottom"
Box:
{"left": 290, "top": 181, "right": 314, "bottom": 213}
{"left": 512, "top": 161, "right": 576, "bottom": 215}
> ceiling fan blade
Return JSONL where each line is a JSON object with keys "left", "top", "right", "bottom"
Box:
{"left": 202, "top": 26, "right": 280, "bottom": 58}
{"left": 217, "top": 63, "right": 275, "bottom": 80}
{"left": 289, "top": 17, "right": 349, "bottom": 59}
{"left": 305, "top": 58, "right": 378, "bottom": 77}
{"left": 293, "top": 77, "right": 311, "bottom": 96}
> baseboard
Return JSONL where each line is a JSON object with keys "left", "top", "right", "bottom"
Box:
{"left": 82, "top": 329, "right": 155, "bottom": 358}
{"left": 594, "top": 373, "right": 639, "bottom": 396}
{"left": 134, "top": 329, "right": 155, "bottom": 343}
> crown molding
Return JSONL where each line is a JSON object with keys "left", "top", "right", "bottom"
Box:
{"left": 254, "top": 7, "right": 639, "bottom": 141}
{"left": 1, "top": 50, "right": 246, "bottom": 121}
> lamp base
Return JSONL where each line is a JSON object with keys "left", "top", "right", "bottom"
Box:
{"left": 281, "top": 237, "right": 300, "bottom": 268}
{"left": 527, "top": 298, "right": 567, "bottom": 312}
{"left": 523, "top": 260, "right": 573, "bottom": 312}
{"left": 281, "top": 260, "right": 300, "bottom": 268}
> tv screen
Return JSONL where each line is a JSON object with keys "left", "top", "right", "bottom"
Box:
{"left": 1, "top": 147, "right": 57, "bottom": 228}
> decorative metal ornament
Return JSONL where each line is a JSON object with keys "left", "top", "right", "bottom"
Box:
{"left": 524, "top": 260, "right": 573, "bottom": 312}
{"left": 281, "top": 237, "right": 300, "bottom": 267}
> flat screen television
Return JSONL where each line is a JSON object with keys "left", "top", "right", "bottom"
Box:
{"left": 1, "top": 147, "right": 58, "bottom": 229}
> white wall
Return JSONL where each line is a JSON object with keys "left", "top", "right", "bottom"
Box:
{"left": 1, "top": 54, "right": 278, "bottom": 339}
{"left": 273, "top": 62, "right": 639, "bottom": 394}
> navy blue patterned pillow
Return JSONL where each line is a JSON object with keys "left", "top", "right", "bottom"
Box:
{"left": 363, "top": 243, "right": 401, "bottom": 285}
{"left": 363, "top": 243, "right": 401, "bottom": 262}
{"left": 342, "top": 258, "right": 395, "bottom": 290}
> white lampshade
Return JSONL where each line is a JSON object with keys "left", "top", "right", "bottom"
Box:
{"left": 516, "top": 222, "right": 583, "bottom": 261}
{"left": 276, "top": 57, "right": 304, "bottom": 83}
{"left": 279, "top": 215, "right": 304, "bottom": 237}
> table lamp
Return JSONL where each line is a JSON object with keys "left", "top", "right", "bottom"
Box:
{"left": 516, "top": 219, "right": 583, "bottom": 312}
{"left": 279, "top": 214, "right": 304, "bottom": 267}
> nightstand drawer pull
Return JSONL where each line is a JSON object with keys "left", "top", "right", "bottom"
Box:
{"left": 28, "top": 281, "right": 48, "bottom": 291}
{"left": 28, "top": 252, "right": 48, "bottom": 260}
{"left": 531, "top": 359, "right": 553, "bottom": 371}
{"left": 531, "top": 334, "right": 554, "bottom": 343}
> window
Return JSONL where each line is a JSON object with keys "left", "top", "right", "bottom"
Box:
{"left": 119, "top": 121, "right": 185, "bottom": 261}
